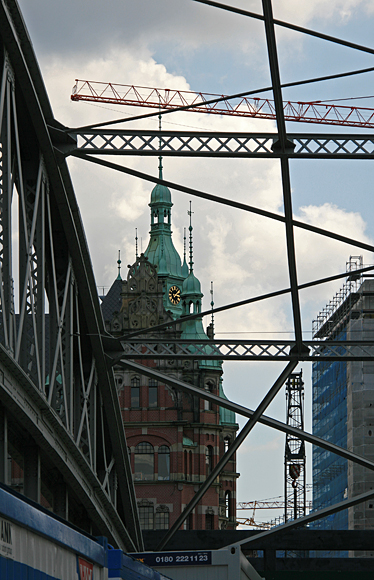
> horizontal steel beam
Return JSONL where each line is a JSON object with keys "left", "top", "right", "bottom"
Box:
{"left": 63, "top": 130, "right": 374, "bottom": 159}
{"left": 116, "top": 340, "right": 374, "bottom": 360}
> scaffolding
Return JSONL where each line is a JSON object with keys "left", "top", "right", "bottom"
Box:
{"left": 311, "top": 260, "right": 359, "bottom": 537}
{"left": 312, "top": 256, "right": 363, "bottom": 339}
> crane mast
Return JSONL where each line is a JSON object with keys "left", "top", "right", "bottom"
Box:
{"left": 71, "top": 79, "right": 374, "bottom": 128}
{"left": 285, "top": 371, "right": 306, "bottom": 523}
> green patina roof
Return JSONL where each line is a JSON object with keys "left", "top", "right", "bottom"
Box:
{"left": 144, "top": 171, "right": 183, "bottom": 280}
{"left": 182, "top": 271, "right": 202, "bottom": 296}
{"left": 219, "top": 380, "right": 237, "bottom": 425}
{"left": 180, "top": 277, "right": 222, "bottom": 369}
{"left": 181, "top": 256, "right": 189, "bottom": 278}
{"left": 183, "top": 436, "right": 195, "bottom": 447}
{"left": 150, "top": 182, "right": 172, "bottom": 205}
{"left": 144, "top": 234, "right": 183, "bottom": 279}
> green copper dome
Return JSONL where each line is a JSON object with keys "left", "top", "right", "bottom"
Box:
{"left": 182, "top": 271, "right": 202, "bottom": 297}
{"left": 151, "top": 183, "right": 172, "bottom": 205}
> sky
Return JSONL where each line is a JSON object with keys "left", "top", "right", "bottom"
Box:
{"left": 16, "top": 0, "right": 374, "bottom": 526}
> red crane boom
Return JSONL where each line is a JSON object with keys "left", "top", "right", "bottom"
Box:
{"left": 71, "top": 79, "right": 374, "bottom": 129}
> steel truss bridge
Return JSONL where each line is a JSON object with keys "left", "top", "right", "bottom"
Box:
{"left": 1, "top": 0, "right": 374, "bottom": 556}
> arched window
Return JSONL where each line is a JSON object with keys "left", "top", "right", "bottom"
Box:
{"left": 155, "top": 505, "right": 170, "bottom": 530}
{"left": 225, "top": 490, "right": 231, "bottom": 519}
{"left": 138, "top": 500, "right": 154, "bottom": 530}
{"left": 184, "top": 450, "right": 188, "bottom": 481}
{"left": 189, "top": 450, "right": 193, "bottom": 482}
{"left": 134, "top": 442, "right": 154, "bottom": 480}
{"left": 158, "top": 445, "right": 170, "bottom": 480}
{"left": 206, "top": 445, "right": 214, "bottom": 476}
{"left": 131, "top": 376, "right": 140, "bottom": 408}
{"left": 224, "top": 436, "right": 231, "bottom": 453}
{"left": 204, "top": 381, "right": 214, "bottom": 411}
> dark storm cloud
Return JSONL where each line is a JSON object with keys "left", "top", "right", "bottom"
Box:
{"left": 17, "top": 0, "right": 263, "bottom": 60}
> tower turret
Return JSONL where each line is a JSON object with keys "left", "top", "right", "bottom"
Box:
{"left": 180, "top": 204, "right": 206, "bottom": 340}
{"left": 144, "top": 157, "right": 185, "bottom": 317}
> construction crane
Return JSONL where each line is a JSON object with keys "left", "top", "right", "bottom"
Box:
{"left": 236, "top": 517, "right": 273, "bottom": 530}
{"left": 237, "top": 499, "right": 313, "bottom": 511}
{"left": 236, "top": 495, "right": 313, "bottom": 529}
{"left": 285, "top": 372, "right": 306, "bottom": 523}
{"left": 71, "top": 79, "right": 374, "bottom": 129}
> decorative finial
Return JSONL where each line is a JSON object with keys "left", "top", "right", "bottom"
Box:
{"left": 210, "top": 281, "right": 214, "bottom": 337}
{"left": 135, "top": 228, "right": 138, "bottom": 260}
{"left": 116, "top": 250, "right": 122, "bottom": 280}
{"left": 183, "top": 227, "right": 187, "bottom": 263}
{"left": 188, "top": 201, "right": 194, "bottom": 273}
{"left": 158, "top": 96, "right": 163, "bottom": 180}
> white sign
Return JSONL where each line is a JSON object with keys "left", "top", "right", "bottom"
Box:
{"left": 0, "top": 518, "right": 13, "bottom": 559}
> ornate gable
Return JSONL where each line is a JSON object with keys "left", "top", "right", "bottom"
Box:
{"left": 107, "top": 254, "right": 175, "bottom": 333}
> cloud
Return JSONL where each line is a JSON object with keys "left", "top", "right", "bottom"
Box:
{"left": 18, "top": 0, "right": 371, "bottom": 68}
{"left": 295, "top": 202, "right": 372, "bottom": 304}
{"left": 273, "top": 0, "right": 374, "bottom": 26}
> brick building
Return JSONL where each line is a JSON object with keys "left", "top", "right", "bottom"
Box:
{"left": 101, "top": 164, "right": 238, "bottom": 532}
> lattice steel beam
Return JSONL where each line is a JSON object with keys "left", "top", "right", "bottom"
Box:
{"left": 114, "top": 340, "right": 374, "bottom": 360}
{"left": 63, "top": 130, "right": 374, "bottom": 159}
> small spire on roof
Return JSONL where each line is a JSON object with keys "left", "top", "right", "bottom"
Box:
{"left": 181, "top": 226, "right": 189, "bottom": 278}
{"left": 188, "top": 201, "right": 194, "bottom": 273}
{"left": 116, "top": 250, "right": 122, "bottom": 280}
{"left": 158, "top": 99, "right": 163, "bottom": 180}
{"left": 210, "top": 281, "right": 215, "bottom": 336}
{"left": 135, "top": 228, "right": 138, "bottom": 260}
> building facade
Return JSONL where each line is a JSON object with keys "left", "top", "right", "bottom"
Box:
{"left": 312, "top": 257, "right": 374, "bottom": 555}
{"left": 101, "top": 170, "right": 239, "bottom": 533}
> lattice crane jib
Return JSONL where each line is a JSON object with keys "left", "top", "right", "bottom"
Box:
{"left": 0, "top": 0, "right": 142, "bottom": 551}
{"left": 71, "top": 80, "right": 374, "bottom": 129}
{"left": 284, "top": 372, "right": 306, "bottom": 523}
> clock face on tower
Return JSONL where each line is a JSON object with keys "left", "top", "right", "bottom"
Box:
{"left": 168, "top": 285, "right": 181, "bottom": 305}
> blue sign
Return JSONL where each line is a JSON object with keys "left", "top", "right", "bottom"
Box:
{"left": 132, "top": 551, "right": 212, "bottom": 567}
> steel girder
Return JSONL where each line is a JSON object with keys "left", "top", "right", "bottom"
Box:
{"left": 111, "top": 340, "right": 374, "bottom": 361}
{"left": 0, "top": 0, "right": 142, "bottom": 551}
{"left": 64, "top": 130, "right": 374, "bottom": 159}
